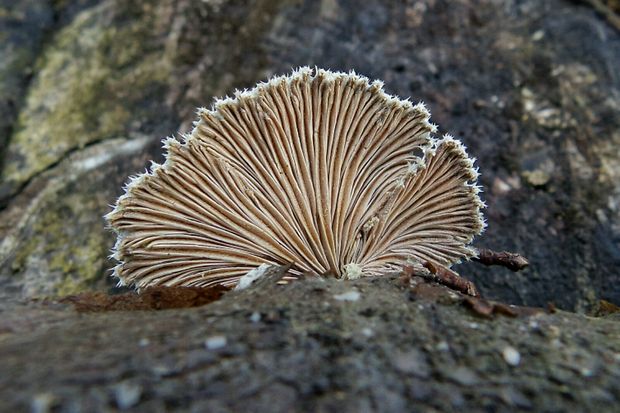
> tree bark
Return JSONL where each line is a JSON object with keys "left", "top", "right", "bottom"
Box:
{"left": 1, "top": 267, "right": 618, "bottom": 412}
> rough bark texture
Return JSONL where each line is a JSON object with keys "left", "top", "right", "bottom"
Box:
{"left": 1, "top": 270, "right": 619, "bottom": 412}
{"left": 1, "top": 0, "right": 619, "bottom": 311}
{"left": 1, "top": 1, "right": 620, "bottom": 411}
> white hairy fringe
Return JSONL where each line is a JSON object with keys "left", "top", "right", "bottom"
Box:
{"left": 105, "top": 67, "right": 485, "bottom": 288}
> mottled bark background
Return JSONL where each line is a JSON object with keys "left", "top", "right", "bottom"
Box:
{"left": 1, "top": 0, "right": 619, "bottom": 310}
{"left": 0, "top": 0, "right": 619, "bottom": 412}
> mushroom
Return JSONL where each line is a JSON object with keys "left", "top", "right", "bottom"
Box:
{"left": 106, "top": 67, "right": 485, "bottom": 289}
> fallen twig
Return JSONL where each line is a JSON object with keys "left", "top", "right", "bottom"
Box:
{"left": 473, "top": 248, "right": 529, "bottom": 272}
{"left": 421, "top": 261, "right": 480, "bottom": 297}
{"left": 463, "top": 296, "right": 518, "bottom": 318}
{"left": 401, "top": 263, "right": 546, "bottom": 317}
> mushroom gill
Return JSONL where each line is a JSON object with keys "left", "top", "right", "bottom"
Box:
{"left": 106, "top": 67, "right": 485, "bottom": 289}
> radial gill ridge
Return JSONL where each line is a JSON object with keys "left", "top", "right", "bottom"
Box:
{"left": 106, "top": 67, "right": 485, "bottom": 288}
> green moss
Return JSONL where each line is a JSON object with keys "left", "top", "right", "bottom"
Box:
{"left": 1, "top": 2, "right": 171, "bottom": 192}
{"left": 11, "top": 188, "right": 111, "bottom": 295}
{"left": 53, "top": 229, "right": 108, "bottom": 295}
{"left": 1, "top": 1, "right": 177, "bottom": 295}
{"left": 10, "top": 236, "right": 37, "bottom": 273}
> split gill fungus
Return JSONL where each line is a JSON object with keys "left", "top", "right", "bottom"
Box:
{"left": 106, "top": 67, "right": 486, "bottom": 289}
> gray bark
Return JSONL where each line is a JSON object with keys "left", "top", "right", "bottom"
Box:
{"left": 1, "top": 268, "right": 619, "bottom": 412}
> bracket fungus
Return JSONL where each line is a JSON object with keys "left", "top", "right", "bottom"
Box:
{"left": 106, "top": 67, "right": 485, "bottom": 289}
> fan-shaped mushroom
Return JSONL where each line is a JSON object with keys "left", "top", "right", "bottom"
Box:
{"left": 106, "top": 67, "right": 485, "bottom": 289}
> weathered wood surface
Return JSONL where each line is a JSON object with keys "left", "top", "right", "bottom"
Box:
{"left": 1, "top": 269, "right": 618, "bottom": 412}
{"left": 1, "top": 1, "right": 620, "bottom": 411}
